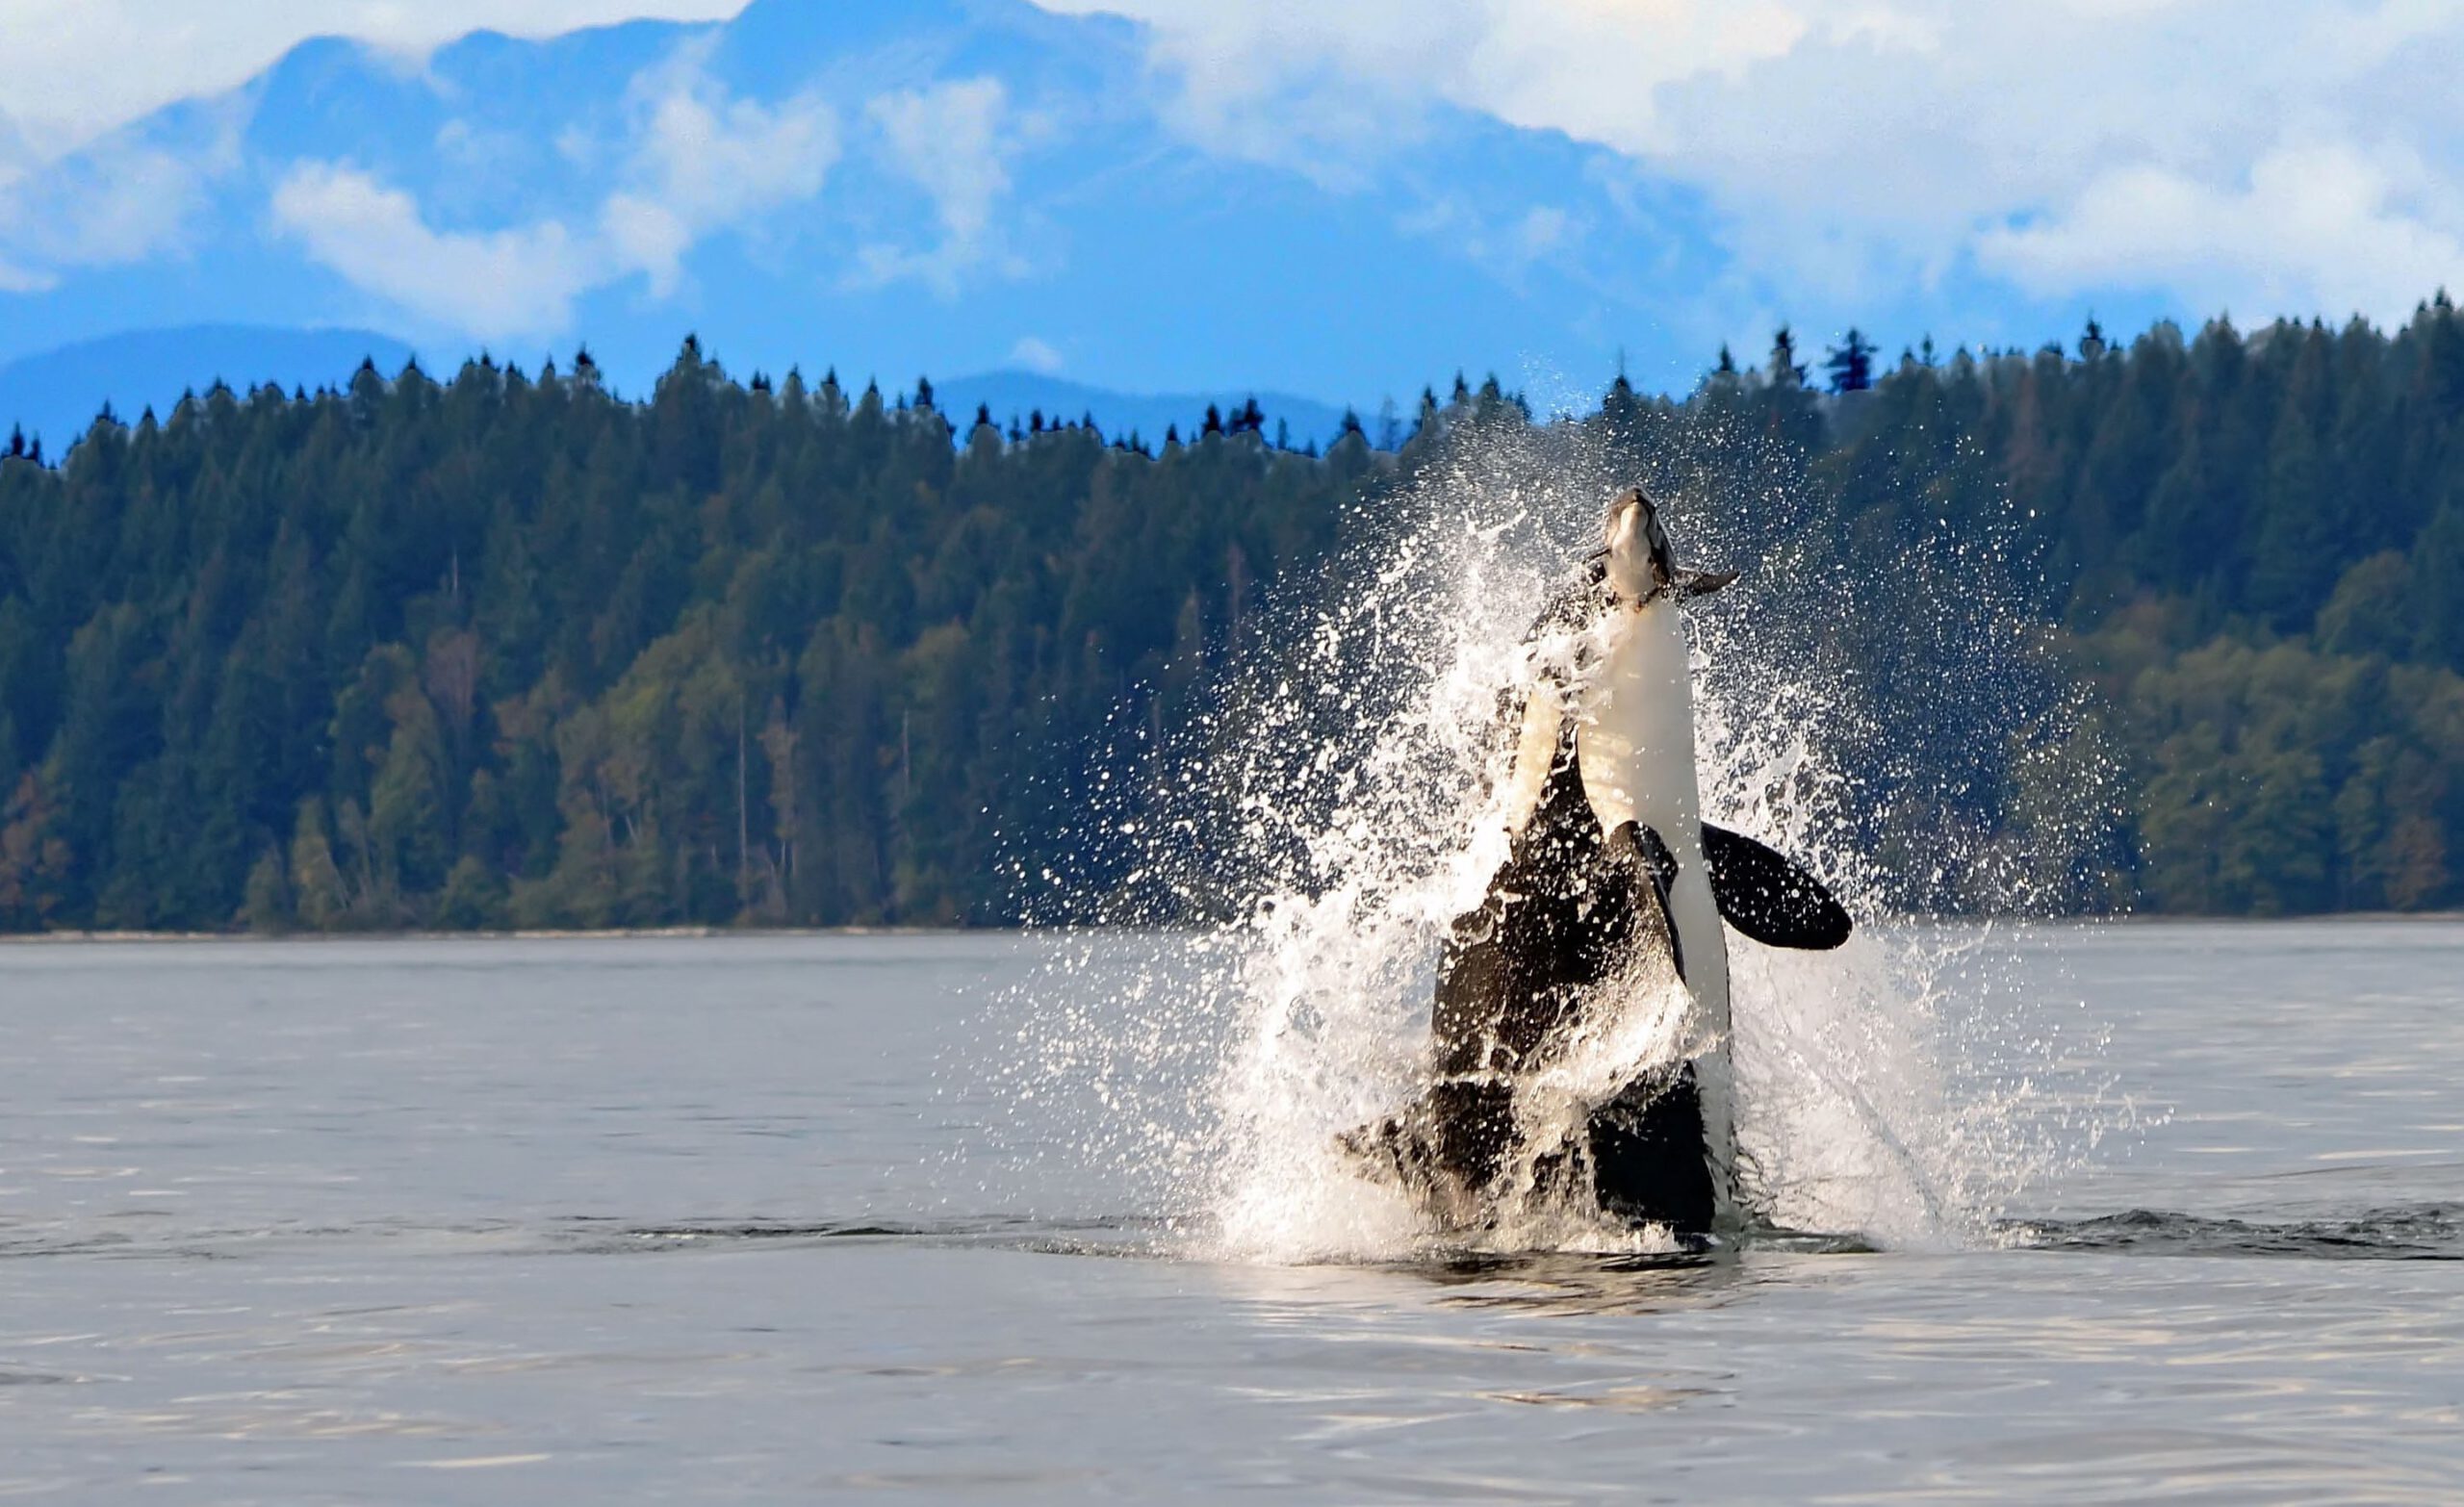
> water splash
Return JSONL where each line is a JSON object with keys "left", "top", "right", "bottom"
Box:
{"left": 992, "top": 413, "right": 2127, "bottom": 1262}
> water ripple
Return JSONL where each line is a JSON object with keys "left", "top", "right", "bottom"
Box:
{"left": 2008, "top": 1204, "right": 2464, "bottom": 1260}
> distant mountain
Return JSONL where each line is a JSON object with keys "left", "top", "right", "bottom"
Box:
{"left": 0, "top": 326, "right": 418, "bottom": 449}
{"left": 0, "top": 0, "right": 1779, "bottom": 410}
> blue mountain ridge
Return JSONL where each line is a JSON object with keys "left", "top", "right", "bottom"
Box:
{"left": 0, "top": 0, "right": 2153, "bottom": 421}
{"left": 0, "top": 0, "right": 1780, "bottom": 408}
{"left": 0, "top": 326, "right": 420, "bottom": 448}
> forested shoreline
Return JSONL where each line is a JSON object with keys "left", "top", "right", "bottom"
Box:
{"left": 4, "top": 298, "right": 2464, "bottom": 932}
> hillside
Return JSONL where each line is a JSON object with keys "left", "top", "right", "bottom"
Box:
{"left": 3, "top": 301, "right": 2463, "bottom": 931}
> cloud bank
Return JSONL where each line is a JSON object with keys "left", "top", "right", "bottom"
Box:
{"left": 1045, "top": 0, "right": 2464, "bottom": 329}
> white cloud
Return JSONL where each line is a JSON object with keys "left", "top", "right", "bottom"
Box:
{"left": 603, "top": 40, "right": 838, "bottom": 295}
{"left": 855, "top": 77, "right": 1024, "bottom": 294}
{"left": 0, "top": 1, "right": 752, "bottom": 166}
{"left": 1, "top": 5, "right": 775, "bottom": 297}
{"left": 271, "top": 44, "right": 836, "bottom": 340}
{"left": 0, "top": 101, "right": 244, "bottom": 285}
{"left": 1037, "top": 0, "right": 1804, "bottom": 181}
{"left": 0, "top": 257, "right": 53, "bottom": 294}
{"left": 1400, "top": 195, "right": 1585, "bottom": 291}
{"left": 270, "top": 162, "right": 596, "bottom": 342}
{"left": 2, "top": 144, "right": 203, "bottom": 267}
{"left": 1507, "top": 205, "right": 1572, "bottom": 265}
{"left": 1981, "top": 143, "right": 2464, "bottom": 323}
{"left": 1042, "top": 0, "right": 2464, "bottom": 328}
{"left": 1010, "top": 335, "right": 1065, "bottom": 373}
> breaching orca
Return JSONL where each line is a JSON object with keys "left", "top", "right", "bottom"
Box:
{"left": 1347, "top": 487, "right": 1850, "bottom": 1235}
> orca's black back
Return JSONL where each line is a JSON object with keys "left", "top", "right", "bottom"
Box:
{"left": 1424, "top": 718, "right": 1714, "bottom": 1229}
{"left": 1431, "top": 722, "right": 1638, "bottom": 1076}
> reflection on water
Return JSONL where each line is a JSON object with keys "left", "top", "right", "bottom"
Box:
{"left": 0, "top": 926, "right": 2461, "bottom": 1501}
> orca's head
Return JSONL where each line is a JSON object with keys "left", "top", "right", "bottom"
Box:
{"left": 1598, "top": 487, "right": 1678, "bottom": 601}
{"left": 1593, "top": 486, "right": 1734, "bottom": 605}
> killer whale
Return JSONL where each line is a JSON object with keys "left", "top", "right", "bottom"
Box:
{"left": 1348, "top": 487, "right": 1850, "bottom": 1234}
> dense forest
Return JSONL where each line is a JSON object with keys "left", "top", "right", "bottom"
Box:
{"left": 3, "top": 296, "right": 2463, "bottom": 932}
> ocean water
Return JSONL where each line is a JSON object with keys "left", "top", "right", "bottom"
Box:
{"left": 0, "top": 924, "right": 2458, "bottom": 1502}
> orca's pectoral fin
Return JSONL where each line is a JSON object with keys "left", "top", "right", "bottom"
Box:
{"left": 1675, "top": 568, "right": 1738, "bottom": 600}
{"left": 1701, "top": 823, "right": 1853, "bottom": 950}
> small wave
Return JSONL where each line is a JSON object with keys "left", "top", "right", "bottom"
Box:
{"left": 2006, "top": 1205, "right": 2464, "bottom": 1260}
{"left": 0, "top": 1213, "right": 1176, "bottom": 1262}
{"left": 591, "top": 1218, "right": 937, "bottom": 1245}
{"left": 564, "top": 1213, "right": 1173, "bottom": 1256}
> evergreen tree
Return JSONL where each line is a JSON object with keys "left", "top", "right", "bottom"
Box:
{"left": 1767, "top": 326, "right": 1808, "bottom": 388}
{"left": 1823, "top": 328, "right": 1878, "bottom": 393}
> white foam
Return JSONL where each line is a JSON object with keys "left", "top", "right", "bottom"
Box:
{"left": 998, "top": 418, "right": 2126, "bottom": 1262}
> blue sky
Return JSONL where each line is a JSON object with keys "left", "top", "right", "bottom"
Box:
{"left": 1, "top": 0, "right": 2458, "bottom": 408}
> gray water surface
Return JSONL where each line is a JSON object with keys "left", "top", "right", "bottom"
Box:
{"left": 1, "top": 926, "right": 2458, "bottom": 1502}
